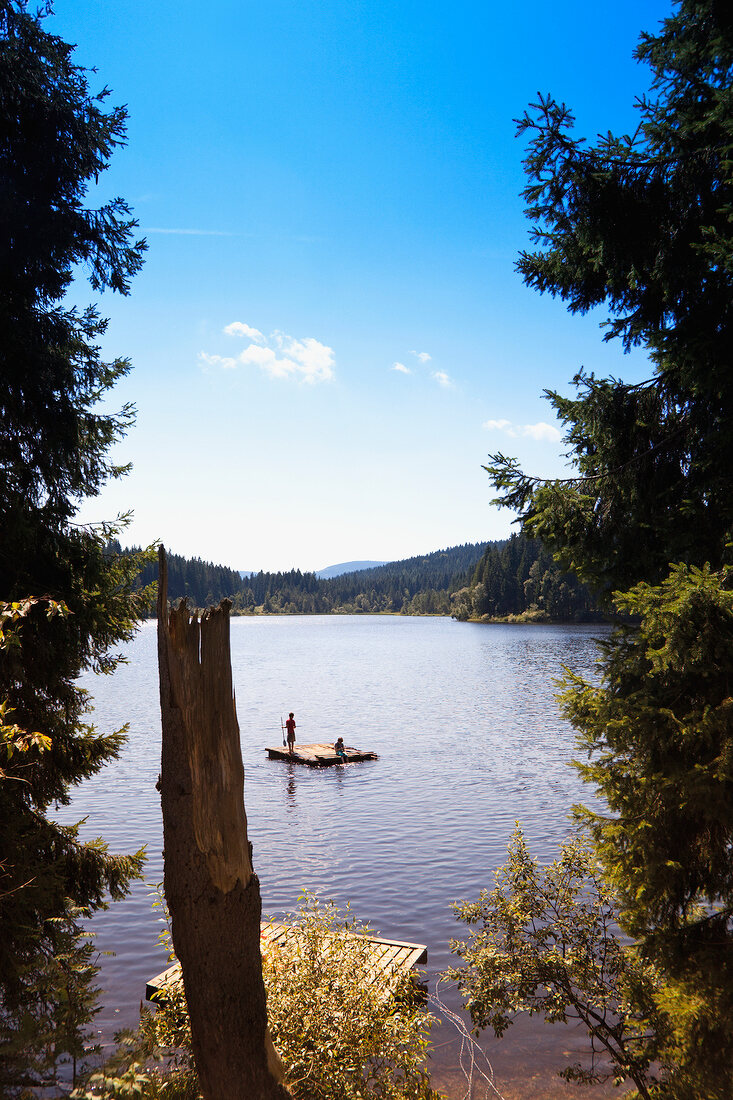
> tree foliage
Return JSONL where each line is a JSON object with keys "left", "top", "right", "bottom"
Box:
{"left": 478, "top": 1, "right": 733, "bottom": 1095}
{"left": 448, "top": 829, "right": 666, "bottom": 1098}
{"left": 0, "top": 2, "right": 149, "bottom": 1089}
{"left": 563, "top": 562, "right": 733, "bottom": 1098}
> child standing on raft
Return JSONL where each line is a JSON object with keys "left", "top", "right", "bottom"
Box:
{"left": 285, "top": 712, "right": 296, "bottom": 755}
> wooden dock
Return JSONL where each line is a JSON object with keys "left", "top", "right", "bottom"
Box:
{"left": 146, "top": 920, "right": 427, "bottom": 1003}
{"left": 266, "top": 742, "right": 378, "bottom": 766}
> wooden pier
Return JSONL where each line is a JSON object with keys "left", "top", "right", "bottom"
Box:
{"left": 146, "top": 920, "right": 427, "bottom": 1003}
{"left": 266, "top": 742, "right": 378, "bottom": 766}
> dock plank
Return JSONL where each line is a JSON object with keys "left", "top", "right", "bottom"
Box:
{"left": 146, "top": 921, "right": 426, "bottom": 1003}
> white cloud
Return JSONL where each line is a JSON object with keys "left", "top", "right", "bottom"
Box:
{"left": 239, "top": 344, "right": 281, "bottom": 370}
{"left": 199, "top": 352, "right": 237, "bottom": 370}
{"left": 433, "top": 370, "right": 454, "bottom": 388}
{"left": 202, "top": 323, "right": 335, "bottom": 384}
{"left": 482, "top": 418, "right": 562, "bottom": 443}
{"left": 277, "top": 335, "right": 335, "bottom": 383}
{"left": 410, "top": 350, "right": 431, "bottom": 362}
{"left": 521, "top": 421, "right": 563, "bottom": 442}
{"left": 392, "top": 361, "right": 411, "bottom": 374}
{"left": 224, "top": 321, "right": 265, "bottom": 343}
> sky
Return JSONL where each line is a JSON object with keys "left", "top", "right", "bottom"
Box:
{"left": 51, "top": 0, "right": 673, "bottom": 573}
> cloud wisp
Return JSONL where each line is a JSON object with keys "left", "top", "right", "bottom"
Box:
{"left": 200, "top": 322, "right": 335, "bottom": 384}
{"left": 144, "top": 227, "right": 235, "bottom": 236}
{"left": 483, "top": 418, "right": 563, "bottom": 442}
{"left": 390, "top": 348, "right": 456, "bottom": 389}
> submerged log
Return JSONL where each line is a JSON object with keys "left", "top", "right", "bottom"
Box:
{"left": 157, "top": 546, "right": 289, "bottom": 1100}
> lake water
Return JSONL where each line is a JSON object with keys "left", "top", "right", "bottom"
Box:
{"left": 58, "top": 614, "right": 613, "bottom": 1099}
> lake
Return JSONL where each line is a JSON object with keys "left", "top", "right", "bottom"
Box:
{"left": 59, "top": 614, "right": 613, "bottom": 1099}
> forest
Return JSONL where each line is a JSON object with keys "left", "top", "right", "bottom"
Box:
{"left": 126, "top": 537, "right": 597, "bottom": 620}
{"left": 128, "top": 540, "right": 485, "bottom": 614}
{"left": 453, "top": 535, "right": 599, "bottom": 621}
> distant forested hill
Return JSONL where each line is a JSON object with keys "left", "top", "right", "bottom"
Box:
{"left": 318, "top": 543, "right": 489, "bottom": 614}
{"left": 230, "top": 542, "right": 488, "bottom": 615}
{"left": 124, "top": 541, "right": 489, "bottom": 615}
{"left": 123, "top": 536, "right": 598, "bottom": 620}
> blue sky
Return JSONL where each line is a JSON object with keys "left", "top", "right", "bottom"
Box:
{"left": 53, "top": 0, "right": 672, "bottom": 573}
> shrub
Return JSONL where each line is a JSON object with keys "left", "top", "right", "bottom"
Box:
{"left": 74, "top": 893, "right": 440, "bottom": 1100}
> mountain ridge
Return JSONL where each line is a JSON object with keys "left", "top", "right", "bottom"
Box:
{"left": 315, "top": 560, "right": 387, "bottom": 579}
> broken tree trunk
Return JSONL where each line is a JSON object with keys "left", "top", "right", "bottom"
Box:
{"left": 157, "top": 546, "right": 290, "bottom": 1099}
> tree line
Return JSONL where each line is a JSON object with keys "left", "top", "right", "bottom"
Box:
{"left": 125, "top": 545, "right": 247, "bottom": 608}
{"left": 232, "top": 541, "right": 490, "bottom": 615}
{"left": 126, "top": 538, "right": 598, "bottom": 620}
{"left": 125, "top": 541, "right": 489, "bottom": 615}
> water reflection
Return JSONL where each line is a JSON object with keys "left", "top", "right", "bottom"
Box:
{"left": 331, "top": 762, "right": 347, "bottom": 791}
{"left": 286, "top": 771, "right": 297, "bottom": 809}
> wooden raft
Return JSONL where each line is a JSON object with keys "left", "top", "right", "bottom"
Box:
{"left": 266, "top": 742, "right": 378, "bottom": 767}
{"left": 146, "top": 920, "right": 426, "bottom": 1003}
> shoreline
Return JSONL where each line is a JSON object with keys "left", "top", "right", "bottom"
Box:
{"left": 149, "top": 607, "right": 604, "bottom": 624}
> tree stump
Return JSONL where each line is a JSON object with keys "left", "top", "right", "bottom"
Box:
{"left": 157, "top": 546, "right": 289, "bottom": 1099}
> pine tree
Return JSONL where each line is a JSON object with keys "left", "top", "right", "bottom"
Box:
{"left": 485, "top": 1, "right": 733, "bottom": 1093}
{"left": 487, "top": 0, "right": 733, "bottom": 598}
{"left": 562, "top": 563, "right": 733, "bottom": 1098}
{"left": 0, "top": 3, "right": 148, "bottom": 1089}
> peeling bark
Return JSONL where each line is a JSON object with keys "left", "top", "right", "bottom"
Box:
{"left": 157, "top": 547, "right": 289, "bottom": 1099}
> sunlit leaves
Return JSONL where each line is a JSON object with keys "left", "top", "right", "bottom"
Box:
{"left": 564, "top": 564, "right": 733, "bottom": 936}
{"left": 447, "top": 828, "right": 664, "bottom": 1096}
{"left": 560, "top": 562, "right": 733, "bottom": 1098}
